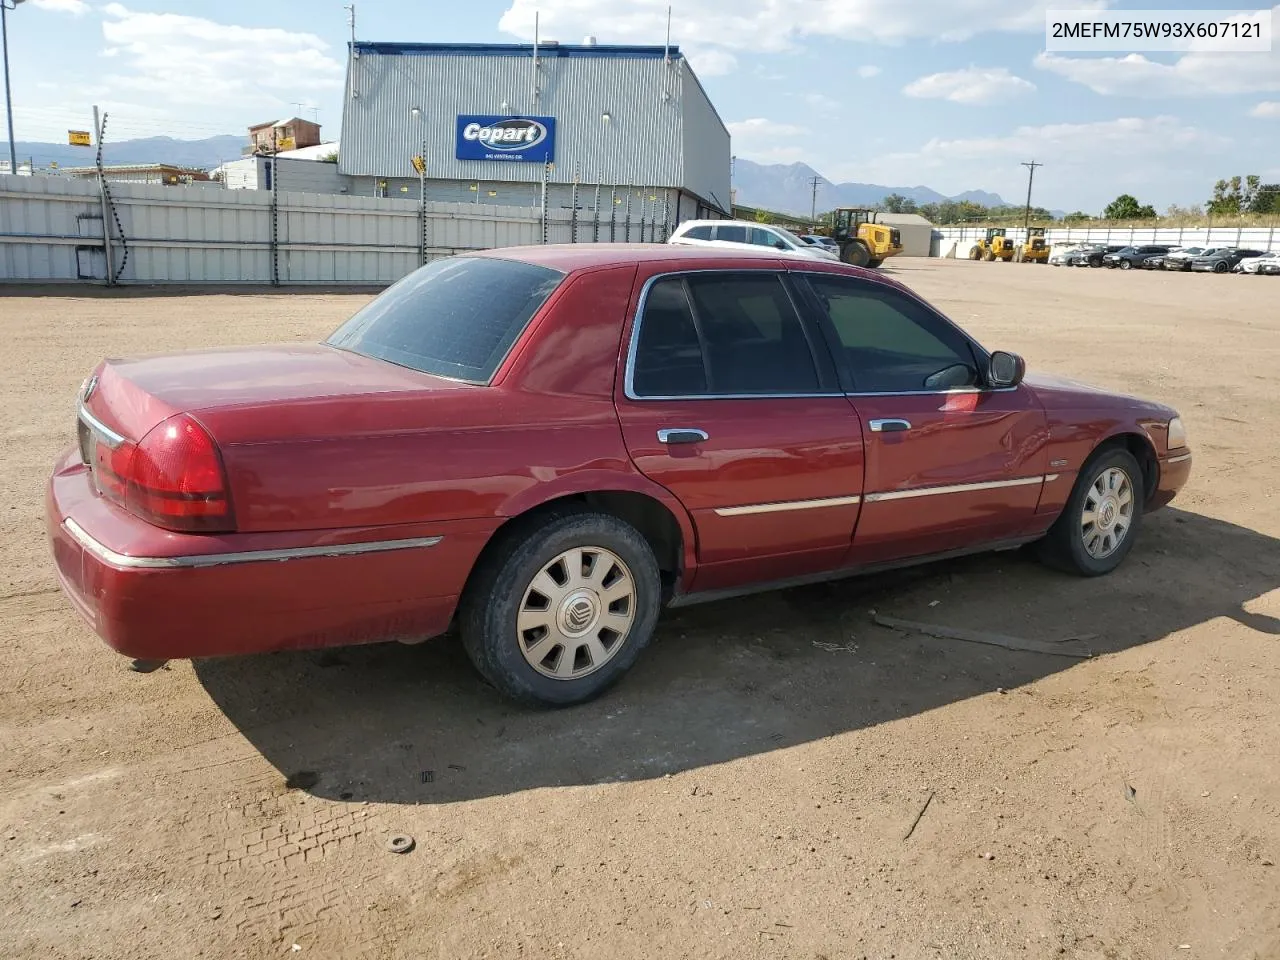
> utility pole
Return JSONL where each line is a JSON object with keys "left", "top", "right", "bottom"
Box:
{"left": 2, "top": 0, "right": 26, "bottom": 177}
{"left": 1021, "top": 160, "right": 1042, "bottom": 235}
{"left": 344, "top": 3, "right": 356, "bottom": 44}
{"left": 809, "top": 175, "right": 823, "bottom": 225}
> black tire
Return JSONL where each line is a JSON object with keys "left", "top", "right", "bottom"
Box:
{"left": 867, "top": 258, "right": 883, "bottom": 269}
{"left": 1213, "top": 261, "right": 1229, "bottom": 274}
{"left": 459, "top": 508, "right": 662, "bottom": 706}
{"left": 842, "top": 240, "right": 871, "bottom": 267}
{"left": 1120, "top": 259, "right": 1132, "bottom": 270}
{"left": 983, "top": 249, "right": 995, "bottom": 262}
{"left": 969, "top": 246, "right": 981, "bottom": 261}
{"left": 1035, "top": 446, "right": 1144, "bottom": 577}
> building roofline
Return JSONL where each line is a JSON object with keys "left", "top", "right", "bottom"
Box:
{"left": 351, "top": 41, "right": 683, "bottom": 60}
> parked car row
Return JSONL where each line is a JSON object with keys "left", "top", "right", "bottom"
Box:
{"left": 1048, "top": 241, "right": 1280, "bottom": 274}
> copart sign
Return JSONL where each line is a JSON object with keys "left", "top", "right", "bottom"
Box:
{"left": 456, "top": 115, "right": 556, "bottom": 163}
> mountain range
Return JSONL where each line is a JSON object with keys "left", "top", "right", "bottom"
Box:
{"left": 732, "top": 159, "right": 1008, "bottom": 216}
{"left": 6, "top": 136, "right": 1014, "bottom": 216}
{"left": 4, "top": 135, "right": 249, "bottom": 170}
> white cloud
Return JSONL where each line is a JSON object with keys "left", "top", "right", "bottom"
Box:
{"left": 1036, "top": 5, "right": 1280, "bottom": 97}
{"left": 1252, "top": 101, "right": 1280, "bottom": 118}
{"left": 904, "top": 66, "right": 1036, "bottom": 104}
{"left": 498, "top": 0, "right": 1112, "bottom": 75}
{"left": 727, "top": 117, "right": 810, "bottom": 165}
{"left": 857, "top": 65, "right": 882, "bottom": 78}
{"left": 827, "top": 116, "right": 1228, "bottom": 210}
{"left": 97, "top": 5, "right": 343, "bottom": 108}
{"left": 805, "top": 93, "right": 841, "bottom": 115}
{"left": 29, "top": 0, "right": 89, "bottom": 14}
{"left": 688, "top": 48, "right": 737, "bottom": 77}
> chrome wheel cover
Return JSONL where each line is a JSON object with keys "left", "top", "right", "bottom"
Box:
{"left": 516, "top": 547, "right": 637, "bottom": 680}
{"left": 1081, "top": 466, "right": 1135, "bottom": 560}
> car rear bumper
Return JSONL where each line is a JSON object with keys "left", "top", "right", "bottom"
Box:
{"left": 1150, "top": 450, "right": 1192, "bottom": 511}
{"left": 46, "top": 451, "right": 496, "bottom": 660}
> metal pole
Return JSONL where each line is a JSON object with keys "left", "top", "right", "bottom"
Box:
{"left": 92, "top": 105, "right": 115, "bottom": 285}
{"left": 419, "top": 141, "right": 426, "bottom": 265}
{"left": 2, "top": 1, "right": 17, "bottom": 177}
{"left": 593, "top": 183, "right": 601, "bottom": 243}
{"left": 1021, "top": 160, "right": 1041, "bottom": 236}
{"left": 810, "top": 175, "right": 821, "bottom": 225}
{"left": 609, "top": 186, "right": 617, "bottom": 242}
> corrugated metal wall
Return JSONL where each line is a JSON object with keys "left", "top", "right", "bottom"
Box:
{"left": 0, "top": 174, "right": 679, "bottom": 285}
{"left": 680, "top": 64, "right": 732, "bottom": 211}
{"left": 339, "top": 45, "right": 728, "bottom": 205}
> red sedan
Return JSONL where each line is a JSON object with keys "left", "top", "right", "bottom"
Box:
{"left": 47, "top": 245, "right": 1192, "bottom": 705}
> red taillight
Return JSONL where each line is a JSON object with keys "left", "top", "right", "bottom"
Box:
{"left": 123, "top": 414, "right": 233, "bottom": 532}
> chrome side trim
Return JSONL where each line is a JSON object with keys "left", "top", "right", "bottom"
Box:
{"left": 78, "top": 405, "right": 127, "bottom": 449}
{"left": 715, "top": 494, "right": 862, "bottom": 517}
{"left": 63, "top": 518, "right": 442, "bottom": 570}
{"left": 864, "top": 475, "right": 1046, "bottom": 503}
{"left": 1044, "top": 474, "right": 1060, "bottom": 482}
{"left": 1166, "top": 452, "right": 1192, "bottom": 464}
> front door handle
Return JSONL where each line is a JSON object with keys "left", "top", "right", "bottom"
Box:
{"left": 869, "top": 418, "right": 912, "bottom": 433}
{"left": 657, "top": 428, "right": 709, "bottom": 444}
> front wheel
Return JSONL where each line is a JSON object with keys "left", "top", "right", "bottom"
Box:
{"left": 1035, "top": 447, "right": 1144, "bottom": 576}
{"left": 1120, "top": 259, "right": 1132, "bottom": 270}
{"left": 841, "top": 241, "right": 871, "bottom": 267}
{"left": 459, "top": 510, "right": 662, "bottom": 706}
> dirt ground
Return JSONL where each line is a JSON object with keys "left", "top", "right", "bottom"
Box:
{"left": 1, "top": 259, "right": 1278, "bottom": 960}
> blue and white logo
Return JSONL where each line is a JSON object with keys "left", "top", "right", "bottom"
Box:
{"left": 456, "top": 115, "right": 556, "bottom": 163}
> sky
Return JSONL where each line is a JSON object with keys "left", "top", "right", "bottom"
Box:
{"left": 3, "top": 0, "right": 1278, "bottom": 212}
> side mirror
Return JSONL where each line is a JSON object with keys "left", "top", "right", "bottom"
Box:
{"left": 774, "top": 240, "right": 788, "bottom": 250}
{"left": 988, "top": 351, "right": 1026, "bottom": 388}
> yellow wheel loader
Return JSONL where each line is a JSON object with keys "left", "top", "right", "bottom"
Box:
{"left": 1019, "top": 226, "right": 1050, "bottom": 264}
{"left": 831, "top": 208, "right": 903, "bottom": 268}
{"left": 969, "top": 228, "right": 1016, "bottom": 262}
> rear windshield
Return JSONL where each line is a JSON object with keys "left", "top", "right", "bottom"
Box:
{"left": 327, "top": 256, "right": 565, "bottom": 383}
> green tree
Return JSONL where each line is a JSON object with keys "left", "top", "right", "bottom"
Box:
{"left": 1207, "top": 175, "right": 1264, "bottom": 215}
{"left": 753, "top": 208, "right": 772, "bottom": 224}
{"left": 1165, "top": 203, "right": 1203, "bottom": 219}
{"left": 1102, "top": 194, "right": 1156, "bottom": 220}
{"left": 882, "top": 193, "right": 918, "bottom": 214}
{"left": 1248, "top": 183, "right": 1279, "bottom": 214}
{"left": 1063, "top": 211, "right": 1093, "bottom": 223}
{"left": 918, "top": 202, "right": 941, "bottom": 223}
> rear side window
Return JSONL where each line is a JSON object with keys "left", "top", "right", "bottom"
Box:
{"left": 630, "top": 273, "right": 821, "bottom": 397}
{"left": 715, "top": 225, "right": 748, "bottom": 244}
{"left": 681, "top": 225, "right": 713, "bottom": 240}
{"left": 327, "top": 256, "right": 564, "bottom": 383}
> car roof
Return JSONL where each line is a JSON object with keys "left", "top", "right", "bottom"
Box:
{"left": 470, "top": 242, "right": 895, "bottom": 284}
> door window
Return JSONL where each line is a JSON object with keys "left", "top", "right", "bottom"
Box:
{"left": 749, "top": 227, "right": 781, "bottom": 248}
{"left": 682, "top": 225, "right": 713, "bottom": 240}
{"left": 802, "top": 275, "right": 980, "bottom": 394}
{"left": 714, "top": 225, "right": 748, "bottom": 244}
{"left": 630, "top": 274, "right": 822, "bottom": 397}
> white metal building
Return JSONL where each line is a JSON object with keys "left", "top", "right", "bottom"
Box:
{"left": 339, "top": 41, "right": 731, "bottom": 220}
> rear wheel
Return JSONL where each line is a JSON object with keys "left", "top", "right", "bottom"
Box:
{"left": 969, "top": 246, "right": 982, "bottom": 261}
{"left": 1213, "top": 261, "right": 1229, "bottom": 274}
{"left": 460, "top": 509, "right": 662, "bottom": 706}
{"left": 1035, "top": 447, "right": 1144, "bottom": 577}
{"left": 841, "top": 240, "right": 871, "bottom": 267}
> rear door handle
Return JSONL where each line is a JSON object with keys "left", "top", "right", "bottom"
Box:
{"left": 657, "top": 428, "right": 709, "bottom": 444}
{"left": 869, "top": 418, "right": 911, "bottom": 433}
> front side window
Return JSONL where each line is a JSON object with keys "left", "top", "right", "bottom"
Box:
{"left": 631, "top": 273, "right": 822, "bottom": 397}
{"left": 327, "top": 256, "right": 564, "bottom": 383}
{"left": 748, "top": 227, "right": 779, "bottom": 248}
{"left": 802, "top": 275, "right": 979, "bottom": 394}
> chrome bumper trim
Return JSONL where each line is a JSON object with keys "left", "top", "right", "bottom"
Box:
{"left": 63, "top": 518, "right": 442, "bottom": 570}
